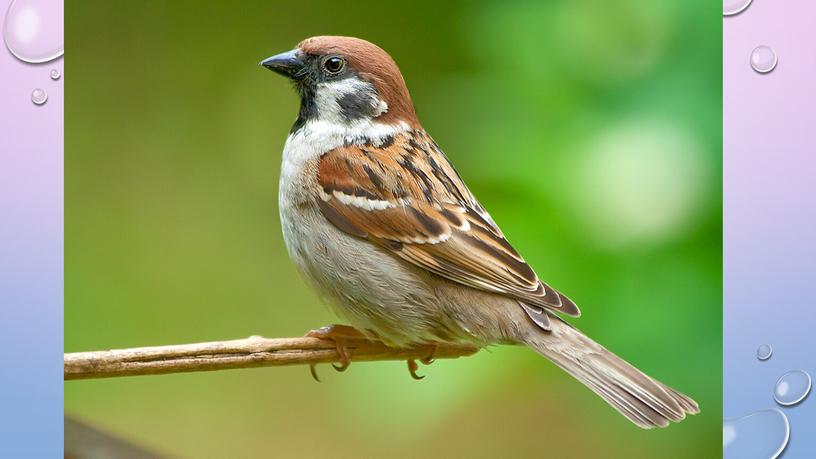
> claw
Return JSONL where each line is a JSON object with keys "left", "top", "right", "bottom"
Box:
{"left": 420, "top": 344, "right": 438, "bottom": 365}
{"left": 305, "top": 324, "right": 362, "bottom": 379}
{"left": 407, "top": 359, "right": 425, "bottom": 380}
{"left": 331, "top": 335, "right": 352, "bottom": 372}
{"left": 332, "top": 361, "right": 350, "bottom": 372}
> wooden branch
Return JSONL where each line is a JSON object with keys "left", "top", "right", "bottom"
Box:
{"left": 64, "top": 335, "right": 479, "bottom": 380}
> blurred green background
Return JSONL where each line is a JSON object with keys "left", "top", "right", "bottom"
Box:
{"left": 65, "top": 0, "right": 722, "bottom": 457}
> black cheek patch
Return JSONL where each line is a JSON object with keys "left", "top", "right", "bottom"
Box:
{"left": 337, "top": 91, "right": 378, "bottom": 121}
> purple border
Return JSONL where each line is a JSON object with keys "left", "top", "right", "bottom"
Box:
{"left": 724, "top": 1, "right": 816, "bottom": 456}
{"left": 0, "top": 0, "right": 64, "bottom": 454}
{"left": 1, "top": 0, "right": 815, "bottom": 455}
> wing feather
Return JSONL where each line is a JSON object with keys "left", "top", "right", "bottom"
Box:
{"left": 315, "top": 129, "right": 580, "bottom": 317}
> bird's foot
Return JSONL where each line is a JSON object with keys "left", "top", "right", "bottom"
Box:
{"left": 420, "top": 343, "right": 438, "bottom": 365}
{"left": 406, "top": 343, "right": 439, "bottom": 380}
{"left": 407, "top": 359, "right": 424, "bottom": 380}
{"left": 306, "top": 324, "right": 367, "bottom": 381}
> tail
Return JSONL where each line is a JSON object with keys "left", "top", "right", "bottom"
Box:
{"left": 522, "top": 316, "right": 699, "bottom": 429}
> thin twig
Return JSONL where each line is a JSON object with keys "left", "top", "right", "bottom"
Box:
{"left": 64, "top": 335, "right": 479, "bottom": 380}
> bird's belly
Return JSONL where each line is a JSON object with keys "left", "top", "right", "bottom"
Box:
{"left": 279, "top": 197, "right": 453, "bottom": 346}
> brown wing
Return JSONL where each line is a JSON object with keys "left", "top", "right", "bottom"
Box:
{"left": 315, "top": 129, "right": 580, "bottom": 317}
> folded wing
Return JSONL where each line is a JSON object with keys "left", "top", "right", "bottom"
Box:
{"left": 316, "top": 130, "right": 580, "bottom": 318}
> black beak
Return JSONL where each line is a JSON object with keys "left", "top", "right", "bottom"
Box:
{"left": 260, "top": 49, "right": 304, "bottom": 78}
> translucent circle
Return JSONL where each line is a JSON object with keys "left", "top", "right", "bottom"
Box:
{"left": 723, "top": 0, "right": 753, "bottom": 16}
{"left": 31, "top": 87, "right": 47, "bottom": 105}
{"left": 757, "top": 344, "right": 772, "bottom": 361}
{"left": 751, "top": 46, "right": 778, "bottom": 74}
{"left": 723, "top": 409, "right": 789, "bottom": 459}
{"left": 3, "top": 0, "right": 64, "bottom": 63}
{"left": 774, "top": 370, "right": 811, "bottom": 406}
{"left": 49, "top": 68, "right": 60, "bottom": 80}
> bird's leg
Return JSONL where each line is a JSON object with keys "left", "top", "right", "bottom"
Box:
{"left": 306, "top": 324, "right": 367, "bottom": 381}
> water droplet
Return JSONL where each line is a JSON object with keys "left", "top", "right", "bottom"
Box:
{"left": 30, "top": 87, "right": 47, "bottom": 105}
{"left": 757, "top": 344, "right": 772, "bottom": 361}
{"left": 2, "top": 0, "right": 64, "bottom": 63}
{"left": 751, "top": 46, "right": 778, "bottom": 74}
{"left": 723, "top": 0, "right": 753, "bottom": 16}
{"left": 774, "top": 370, "right": 812, "bottom": 406}
{"left": 723, "top": 409, "right": 789, "bottom": 459}
{"left": 49, "top": 68, "right": 60, "bottom": 80}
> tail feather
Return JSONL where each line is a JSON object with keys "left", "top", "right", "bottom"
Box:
{"left": 523, "top": 316, "right": 699, "bottom": 429}
{"left": 664, "top": 385, "right": 700, "bottom": 414}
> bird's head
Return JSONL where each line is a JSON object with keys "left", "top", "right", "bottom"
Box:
{"left": 261, "top": 36, "right": 418, "bottom": 130}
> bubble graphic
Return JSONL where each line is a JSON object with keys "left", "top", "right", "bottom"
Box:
{"left": 757, "top": 344, "right": 772, "bottom": 361}
{"left": 751, "top": 46, "right": 778, "bottom": 74}
{"left": 774, "top": 370, "right": 812, "bottom": 406}
{"left": 3, "top": 0, "right": 64, "bottom": 63}
{"left": 723, "top": 0, "right": 753, "bottom": 16}
{"left": 723, "top": 409, "right": 789, "bottom": 459}
{"left": 50, "top": 68, "right": 60, "bottom": 80}
{"left": 31, "top": 87, "right": 47, "bottom": 105}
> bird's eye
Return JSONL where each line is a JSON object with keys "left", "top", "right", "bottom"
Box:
{"left": 324, "top": 56, "right": 345, "bottom": 74}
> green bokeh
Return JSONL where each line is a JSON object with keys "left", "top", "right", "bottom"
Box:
{"left": 66, "top": 0, "right": 722, "bottom": 457}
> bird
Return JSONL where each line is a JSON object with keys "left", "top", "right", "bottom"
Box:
{"left": 260, "top": 36, "right": 699, "bottom": 429}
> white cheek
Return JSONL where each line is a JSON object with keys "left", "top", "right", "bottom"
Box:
{"left": 312, "top": 84, "right": 344, "bottom": 122}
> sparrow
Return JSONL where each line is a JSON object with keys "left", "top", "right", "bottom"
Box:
{"left": 260, "top": 36, "right": 699, "bottom": 429}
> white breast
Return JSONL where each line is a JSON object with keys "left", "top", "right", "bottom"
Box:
{"left": 276, "top": 119, "right": 448, "bottom": 346}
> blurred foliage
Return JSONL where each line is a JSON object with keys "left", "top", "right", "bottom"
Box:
{"left": 65, "top": 0, "right": 721, "bottom": 457}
